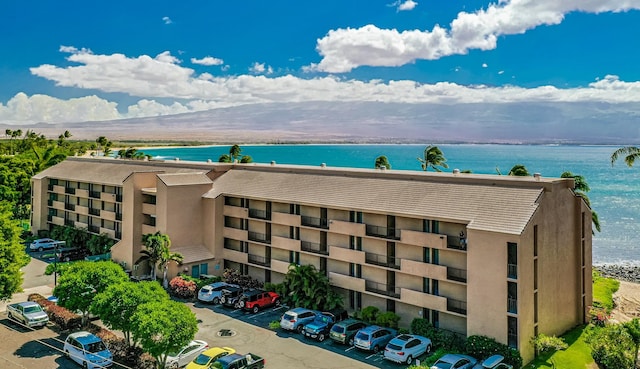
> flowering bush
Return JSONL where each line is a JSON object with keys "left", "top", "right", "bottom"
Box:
{"left": 589, "top": 306, "right": 611, "bottom": 327}
{"left": 29, "top": 293, "right": 81, "bottom": 330}
{"left": 169, "top": 276, "right": 197, "bottom": 299}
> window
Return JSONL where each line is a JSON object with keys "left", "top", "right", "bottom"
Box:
{"left": 508, "top": 316, "right": 518, "bottom": 348}
{"left": 423, "top": 278, "right": 430, "bottom": 293}
{"left": 423, "top": 247, "right": 430, "bottom": 263}
{"left": 533, "top": 225, "right": 538, "bottom": 257}
{"left": 431, "top": 249, "right": 439, "bottom": 265}
{"left": 508, "top": 242, "right": 518, "bottom": 279}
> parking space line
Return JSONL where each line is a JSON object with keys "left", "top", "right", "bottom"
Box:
{"left": 365, "top": 353, "right": 378, "bottom": 360}
{"left": 345, "top": 346, "right": 355, "bottom": 352}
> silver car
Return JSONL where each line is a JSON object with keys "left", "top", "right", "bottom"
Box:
{"left": 431, "top": 353, "right": 478, "bottom": 369}
{"left": 384, "top": 334, "right": 432, "bottom": 365}
{"left": 164, "top": 340, "right": 209, "bottom": 369}
{"left": 197, "top": 282, "right": 238, "bottom": 304}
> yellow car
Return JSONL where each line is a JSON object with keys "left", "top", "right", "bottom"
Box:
{"left": 185, "top": 347, "right": 235, "bottom": 369}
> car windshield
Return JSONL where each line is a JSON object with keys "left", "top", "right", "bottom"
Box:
{"left": 86, "top": 341, "right": 107, "bottom": 353}
{"left": 24, "top": 305, "right": 43, "bottom": 313}
{"left": 387, "top": 343, "right": 402, "bottom": 350}
{"left": 201, "top": 287, "right": 212, "bottom": 292}
{"left": 355, "top": 332, "right": 369, "bottom": 340}
{"left": 432, "top": 361, "right": 453, "bottom": 369}
{"left": 332, "top": 326, "right": 345, "bottom": 333}
{"left": 194, "top": 353, "right": 212, "bottom": 365}
{"left": 283, "top": 313, "right": 295, "bottom": 320}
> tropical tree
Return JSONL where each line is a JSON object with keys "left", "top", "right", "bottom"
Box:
{"left": 131, "top": 300, "right": 198, "bottom": 369}
{"left": 611, "top": 146, "right": 640, "bottom": 167}
{"left": 118, "top": 147, "right": 151, "bottom": 160}
{"left": 417, "top": 145, "right": 448, "bottom": 172}
{"left": 219, "top": 144, "right": 253, "bottom": 163}
{"left": 53, "top": 261, "right": 129, "bottom": 325}
{"left": 31, "top": 145, "right": 68, "bottom": 172}
{"left": 624, "top": 318, "right": 640, "bottom": 369}
{"left": 0, "top": 202, "right": 30, "bottom": 300}
{"left": 95, "top": 136, "right": 110, "bottom": 157}
{"left": 276, "top": 264, "right": 342, "bottom": 310}
{"left": 561, "top": 171, "right": 601, "bottom": 233}
{"left": 92, "top": 281, "right": 169, "bottom": 347}
{"left": 374, "top": 155, "right": 391, "bottom": 169}
{"left": 136, "top": 232, "right": 183, "bottom": 288}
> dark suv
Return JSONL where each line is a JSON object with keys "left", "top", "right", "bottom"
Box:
{"left": 236, "top": 289, "right": 281, "bottom": 313}
{"left": 56, "top": 247, "right": 90, "bottom": 262}
{"left": 329, "top": 318, "right": 368, "bottom": 345}
{"left": 220, "top": 286, "right": 244, "bottom": 308}
{"left": 303, "top": 308, "right": 349, "bottom": 341}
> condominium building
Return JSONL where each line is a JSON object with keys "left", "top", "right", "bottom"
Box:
{"left": 31, "top": 157, "right": 592, "bottom": 362}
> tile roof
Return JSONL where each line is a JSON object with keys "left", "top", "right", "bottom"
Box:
{"left": 205, "top": 168, "right": 548, "bottom": 235}
{"left": 157, "top": 173, "right": 212, "bottom": 186}
{"left": 173, "top": 244, "right": 215, "bottom": 264}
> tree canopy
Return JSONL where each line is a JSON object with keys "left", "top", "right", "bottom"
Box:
{"left": 611, "top": 146, "right": 640, "bottom": 167}
{"left": 561, "top": 171, "right": 601, "bottom": 233}
{"left": 0, "top": 202, "right": 30, "bottom": 300}
{"left": 374, "top": 155, "right": 391, "bottom": 169}
{"left": 136, "top": 232, "right": 183, "bottom": 288}
{"left": 275, "top": 264, "right": 342, "bottom": 310}
{"left": 417, "top": 145, "right": 448, "bottom": 172}
{"left": 219, "top": 144, "right": 253, "bottom": 163}
{"left": 131, "top": 300, "right": 198, "bottom": 369}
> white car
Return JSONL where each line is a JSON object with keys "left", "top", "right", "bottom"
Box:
{"left": 384, "top": 334, "right": 432, "bottom": 365}
{"left": 29, "top": 238, "right": 63, "bottom": 252}
{"left": 63, "top": 331, "right": 113, "bottom": 369}
{"left": 164, "top": 340, "right": 209, "bottom": 369}
{"left": 197, "top": 282, "right": 238, "bottom": 304}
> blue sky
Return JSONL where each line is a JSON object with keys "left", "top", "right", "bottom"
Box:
{"left": 1, "top": 0, "right": 640, "bottom": 124}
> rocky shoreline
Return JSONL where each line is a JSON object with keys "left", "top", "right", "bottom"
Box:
{"left": 594, "top": 264, "right": 640, "bottom": 283}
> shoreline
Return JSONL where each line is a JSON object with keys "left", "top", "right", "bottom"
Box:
{"left": 594, "top": 264, "right": 640, "bottom": 283}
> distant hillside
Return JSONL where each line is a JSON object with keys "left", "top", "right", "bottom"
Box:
{"left": 18, "top": 100, "right": 640, "bottom": 144}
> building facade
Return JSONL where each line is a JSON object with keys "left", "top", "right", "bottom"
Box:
{"left": 31, "top": 157, "right": 592, "bottom": 362}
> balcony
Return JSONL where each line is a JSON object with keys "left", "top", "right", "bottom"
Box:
{"left": 248, "top": 231, "right": 271, "bottom": 244}
{"left": 224, "top": 240, "right": 244, "bottom": 252}
{"left": 447, "top": 298, "right": 467, "bottom": 315}
{"left": 224, "top": 205, "right": 247, "bottom": 219}
{"left": 270, "top": 259, "right": 291, "bottom": 274}
{"left": 65, "top": 203, "right": 76, "bottom": 211}
{"left": 223, "top": 248, "right": 248, "bottom": 264}
{"left": 447, "top": 267, "right": 467, "bottom": 283}
{"left": 301, "top": 241, "right": 328, "bottom": 255}
{"left": 89, "top": 208, "right": 100, "bottom": 216}
{"left": 508, "top": 297, "right": 518, "bottom": 314}
{"left": 365, "top": 225, "right": 400, "bottom": 240}
{"left": 328, "top": 272, "right": 365, "bottom": 291}
{"left": 365, "top": 281, "right": 400, "bottom": 299}
{"left": 271, "top": 236, "right": 300, "bottom": 252}
{"left": 142, "top": 203, "right": 156, "bottom": 215}
{"left": 447, "top": 235, "right": 467, "bottom": 251}
{"left": 301, "top": 216, "right": 329, "bottom": 229}
{"left": 64, "top": 219, "right": 75, "bottom": 227}
{"left": 248, "top": 209, "right": 270, "bottom": 220}
{"left": 89, "top": 191, "right": 101, "bottom": 199}
{"left": 328, "top": 220, "right": 366, "bottom": 237}
{"left": 365, "top": 252, "right": 400, "bottom": 269}
{"left": 223, "top": 227, "right": 248, "bottom": 241}
{"left": 400, "top": 230, "right": 447, "bottom": 248}
{"left": 400, "top": 288, "right": 447, "bottom": 310}
{"left": 401, "top": 259, "right": 448, "bottom": 279}
{"left": 248, "top": 254, "right": 270, "bottom": 267}
{"left": 65, "top": 187, "right": 76, "bottom": 195}
{"left": 508, "top": 264, "right": 518, "bottom": 279}
{"left": 271, "top": 212, "right": 301, "bottom": 226}
{"left": 116, "top": 213, "right": 122, "bottom": 221}
{"left": 328, "top": 246, "right": 365, "bottom": 264}
{"left": 88, "top": 225, "right": 99, "bottom": 233}
{"left": 116, "top": 194, "right": 123, "bottom": 202}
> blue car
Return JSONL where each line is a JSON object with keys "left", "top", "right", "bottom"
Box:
{"left": 353, "top": 325, "right": 397, "bottom": 353}
{"left": 384, "top": 334, "right": 432, "bottom": 364}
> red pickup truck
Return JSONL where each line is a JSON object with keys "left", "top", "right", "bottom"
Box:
{"left": 236, "top": 290, "right": 280, "bottom": 313}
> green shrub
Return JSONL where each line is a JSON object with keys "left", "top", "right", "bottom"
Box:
{"left": 398, "top": 327, "right": 410, "bottom": 334}
{"left": 361, "top": 306, "right": 379, "bottom": 323}
{"left": 269, "top": 320, "right": 281, "bottom": 330}
{"left": 530, "top": 333, "right": 568, "bottom": 354}
{"left": 376, "top": 311, "right": 401, "bottom": 328}
{"left": 465, "top": 335, "right": 522, "bottom": 369}
{"left": 264, "top": 282, "right": 282, "bottom": 292}
{"left": 587, "top": 324, "right": 634, "bottom": 369}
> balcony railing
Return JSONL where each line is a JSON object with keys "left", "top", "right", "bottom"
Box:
{"left": 508, "top": 297, "right": 518, "bottom": 314}
{"left": 116, "top": 194, "right": 123, "bottom": 202}
{"left": 65, "top": 203, "right": 76, "bottom": 211}
{"left": 47, "top": 184, "right": 54, "bottom": 191}
{"left": 88, "top": 225, "right": 99, "bottom": 233}
{"left": 65, "top": 187, "right": 76, "bottom": 194}
{"left": 365, "top": 225, "right": 400, "bottom": 240}
{"left": 47, "top": 199, "right": 53, "bottom": 206}
{"left": 248, "top": 254, "right": 270, "bottom": 267}
{"left": 365, "top": 281, "right": 401, "bottom": 299}
{"left": 89, "top": 208, "right": 100, "bottom": 216}
{"left": 301, "top": 216, "right": 329, "bottom": 229}
{"left": 447, "top": 298, "right": 467, "bottom": 315}
{"left": 223, "top": 241, "right": 244, "bottom": 252}
{"left": 301, "top": 241, "right": 329, "bottom": 255}
{"left": 248, "top": 209, "right": 270, "bottom": 220}
{"left": 447, "top": 267, "right": 467, "bottom": 283}
{"left": 365, "top": 252, "right": 400, "bottom": 269}
{"left": 115, "top": 231, "right": 122, "bottom": 239}
{"left": 508, "top": 264, "right": 518, "bottom": 279}
{"left": 248, "top": 231, "right": 271, "bottom": 244}
{"left": 116, "top": 213, "right": 122, "bottom": 221}
{"left": 447, "top": 235, "right": 467, "bottom": 250}
{"left": 64, "top": 219, "right": 75, "bottom": 227}
{"left": 89, "top": 191, "right": 101, "bottom": 199}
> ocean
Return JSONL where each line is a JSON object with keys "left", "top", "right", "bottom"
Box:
{"left": 140, "top": 144, "right": 640, "bottom": 265}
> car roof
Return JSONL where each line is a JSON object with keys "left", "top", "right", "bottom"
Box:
{"left": 20, "top": 301, "right": 39, "bottom": 307}
{"left": 359, "top": 325, "right": 385, "bottom": 333}
{"left": 335, "top": 318, "right": 364, "bottom": 326}
{"left": 216, "top": 353, "right": 244, "bottom": 364}
{"left": 34, "top": 238, "right": 54, "bottom": 242}
{"left": 439, "top": 353, "right": 475, "bottom": 363}
{"left": 286, "top": 307, "right": 316, "bottom": 314}
{"left": 481, "top": 355, "right": 505, "bottom": 367}
{"left": 202, "top": 347, "right": 234, "bottom": 357}
{"left": 69, "top": 331, "right": 101, "bottom": 344}
{"left": 390, "top": 334, "right": 417, "bottom": 343}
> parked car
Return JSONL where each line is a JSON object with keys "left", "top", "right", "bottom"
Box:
{"left": 384, "top": 334, "right": 432, "bottom": 365}
{"left": 198, "top": 282, "right": 238, "bottom": 304}
{"left": 220, "top": 286, "right": 244, "bottom": 308}
{"left": 164, "top": 340, "right": 209, "bottom": 369}
{"left": 56, "top": 247, "right": 90, "bottom": 262}
{"left": 353, "top": 325, "right": 397, "bottom": 353}
{"left": 280, "top": 307, "right": 320, "bottom": 333}
{"left": 211, "top": 353, "right": 265, "bottom": 369}
{"left": 303, "top": 308, "right": 348, "bottom": 341}
{"left": 431, "top": 353, "right": 478, "bottom": 369}
{"left": 29, "top": 238, "right": 64, "bottom": 252}
{"left": 236, "top": 289, "right": 281, "bottom": 313}
{"left": 472, "top": 354, "right": 513, "bottom": 369}
{"left": 185, "top": 346, "right": 235, "bottom": 369}
{"left": 329, "top": 318, "right": 368, "bottom": 345}
{"left": 7, "top": 301, "right": 49, "bottom": 328}
{"left": 63, "top": 331, "right": 113, "bottom": 369}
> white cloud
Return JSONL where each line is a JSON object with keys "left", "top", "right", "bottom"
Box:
{"left": 498, "top": 70, "right": 505, "bottom": 74}
{"left": 60, "top": 45, "right": 92, "bottom": 54}
{"left": 249, "top": 62, "right": 274, "bottom": 75}
{"left": 482, "top": 63, "right": 488, "bottom": 68}
{"left": 162, "top": 16, "right": 172, "bottom": 25}
{"left": 397, "top": 0, "right": 418, "bottom": 11}
{"left": 0, "top": 93, "right": 119, "bottom": 124}
{"left": 311, "top": 0, "right": 640, "bottom": 72}
{"left": 191, "top": 56, "right": 224, "bottom": 66}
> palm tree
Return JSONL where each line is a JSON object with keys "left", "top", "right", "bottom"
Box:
{"left": 508, "top": 164, "right": 530, "bottom": 176}
{"left": 611, "top": 146, "right": 640, "bottom": 167}
{"left": 229, "top": 144, "right": 242, "bottom": 162}
{"left": 32, "top": 145, "right": 68, "bottom": 172}
{"left": 417, "top": 145, "right": 448, "bottom": 172}
{"left": 561, "top": 171, "right": 601, "bottom": 233}
{"left": 136, "top": 232, "right": 169, "bottom": 282}
{"left": 158, "top": 245, "right": 183, "bottom": 289}
{"left": 219, "top": 145, "right": 253, "bottom": 163}
{"left": 374, "top": 155, "right": 391, "bottom": 169}
{"left": 95, "top": 136, "right": 109, "bottom": 157}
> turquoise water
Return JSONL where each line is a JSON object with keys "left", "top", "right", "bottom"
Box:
{"left": 142, "top": 144, "right": 640, "bottom": 265}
